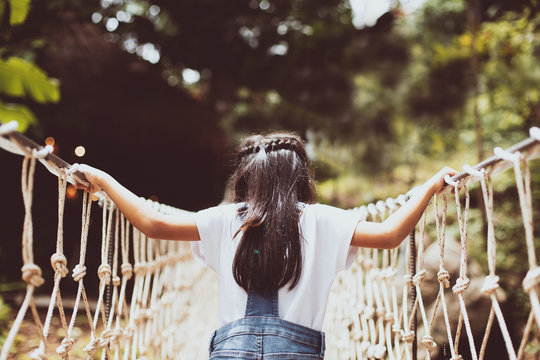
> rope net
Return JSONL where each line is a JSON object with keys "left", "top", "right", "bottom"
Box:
{"left": 324, "top": 144, "right": 540, "bottom": 360}
{"left": 0, "top": 156, "right": 218, "bottom": 359}
{"left": 0, "top": 126, "right": 539, "bottom": 359}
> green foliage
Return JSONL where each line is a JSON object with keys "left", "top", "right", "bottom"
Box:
{"left": 7, "top": 0, "right": 31, "bottom": 25}
{"left": 0, "top": 101, "right": 36, "bottom": 131}
{"left": 0, "top": 0, "right": 60, "bottom": 131}
{"left": 0, "top": 296, "right": 10, "bottom": 345}
{"left": 0, "top": 57, "right": 60, "bottom": 102}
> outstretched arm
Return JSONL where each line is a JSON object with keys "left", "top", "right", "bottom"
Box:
{"left": 351, "top": 167, "right": 456, "bottom": 249}
{"left": 73, "top": 164, "right": 200, "bottom": 241}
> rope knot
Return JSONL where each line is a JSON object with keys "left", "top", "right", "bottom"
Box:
{"left": 381, "top": 267, "right": 396, "bottom": 279}
{"left": 121, "top": 263, "right": 133, "bottom": 279}
{"left": 134, "top": 311, "right": 146, "bottom": 324}
{"left": 391, "top": 324, "right": 401, "bottom": 334}
{"left": 151, "top": 336, "right": 162, "bottom": 348}
{"left": 481, "top": 275, "right": 500, "bottom": 295}
{"left": 360, "top": 341, "right": 370, "bottom": 354}
{"left": 145, "top": 308, "right": 155, "bottom": 319}
{"left": 100, "top": 329, "right": 114, "bottom": 346}
{"left": 384, "top": 313, "right": 394, "bottom": 323}
{"left": 437, "top": 269, "right": 450, "bottom": 288}
{"left": 134, "top": 261, "right": 148, "bottom": 276}
{"left": 452, "top": 277, "right": 471, "bottom": 295}
{"left": 83, "top": 337, "right": 101, "bottom": 356}
{"left": 112, "top": 275, "right": 121, "bottom": 286}
{"left": 401, "top": 330, "right": 415, "bottom": 343}
{"left": 376, "top": 307, "right": 386, "bottom": 318}
{"left": 97, "top": 264, "right": 111, "bottom": 284}
{"left": 72, "top": 264, "right": 87, "bottom": 281}
{"left": 403, "top": 274, "right": 412, "bottom": 285}
{"left": 111, "top": 327, "right": 123, "bottom": 343}
{"left": 56, "top": 337, "right": 75, "bottom": 357}
{"left": 523, "top": 267, "right": 540, "bottom": 294}
{"left": 421, "top": 335, "right": 437, "bottom": 353}
{"left": 21, "top": 264, "right": 44, "bottom": 287}
{"left": 123, "top": 325, "right": 135, "bottom": 339}
{"left": 367, "top": 344, "right": 386, "bottom": 359}
{"left": 350, "top": 328, "right": 362, "bottom": 341}
{"left": 363, "top": 306, "right": 375, "bottom": 320}
{"left": 412, "top": 269, "right": 426, "bottom": 286}
{"left": 29, "top": 348, "right": 46, "bottom": 360}
{"left": 363, "top": 258, "right": 374, "bottom": 270}
{"left": 50, "top": 252, "right": 69, "bottom": 278}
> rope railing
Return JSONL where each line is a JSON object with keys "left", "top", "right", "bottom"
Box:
{"left": 354, "top": 126, "right": 540, "bottom": 219}
{"left": 1, "top": 120, "right": 539, "bottom": 210}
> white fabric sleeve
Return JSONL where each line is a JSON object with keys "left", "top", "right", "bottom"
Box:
{"left": 191, "top": 204, "right": 230, "bottom": 270}
{"left": 315, "top": 204, "right": 361, "bottom": 273}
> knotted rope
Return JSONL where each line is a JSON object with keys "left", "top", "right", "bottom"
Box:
{"left": 449, "top": 181, "right": 477, "bottom": 360}
{"left": 0, "top": 156, "right": 45, "bottom": 360}
{"left": 58, "top": 190, "right": 93, "bottom": 358}
{"left": 471, "top": 168, "right": 517, "bottom": 360}
{"left": 432, "top": 193, "right": 460, "bottom": 360}
{"left": 31, "top": 173, "right": 71, "bottom": 358}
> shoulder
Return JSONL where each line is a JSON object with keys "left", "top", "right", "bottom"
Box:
{"left": 304, "top": 203, "right": 352, "bottom": 218}
{"left": 197, "top": 202, "right": 239, "bottom": 215}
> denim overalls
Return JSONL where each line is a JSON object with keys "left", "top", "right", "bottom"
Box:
{"left": 208, "top": 285, "right": 326, "bottom": 359}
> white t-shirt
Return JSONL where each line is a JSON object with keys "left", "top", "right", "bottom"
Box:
{"left": 191, "top": 203, "right": 360, "bottom": 330}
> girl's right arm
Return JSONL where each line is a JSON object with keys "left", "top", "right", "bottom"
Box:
{"left": 73, "top": 164, "right": 201, "bottom": 241}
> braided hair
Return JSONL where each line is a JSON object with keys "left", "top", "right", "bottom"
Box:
{"left": 229, "top": 132, "right": 316, "bottom": 294}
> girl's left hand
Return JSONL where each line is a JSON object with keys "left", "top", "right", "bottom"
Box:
{"left": 425, "top": 166, "right": 458, "bottom": 194}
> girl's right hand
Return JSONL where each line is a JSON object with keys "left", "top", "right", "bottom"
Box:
{"left": 69, "top": 163, "right": 107, "bottom": 193}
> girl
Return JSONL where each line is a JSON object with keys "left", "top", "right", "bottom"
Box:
{"left": 75, "top": 132, "right": 456, "bottom": 359}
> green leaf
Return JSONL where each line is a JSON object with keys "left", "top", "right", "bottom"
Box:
{"left": 8, "top": 0, "right": 31, "bottom": 25}
{"left": 0, "top": 102, "right": 37, "bottom": 132}
{"left": 0, "top": 57, "right": 60, "bottom": 103}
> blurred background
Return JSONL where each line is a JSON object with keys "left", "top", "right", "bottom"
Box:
{"left": 0, "top": 0, "right": 540, "bottom": 358}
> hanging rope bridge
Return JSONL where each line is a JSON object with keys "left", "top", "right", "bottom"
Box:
{"left": 0, "top": 121, "right": 539, "bottom": 359}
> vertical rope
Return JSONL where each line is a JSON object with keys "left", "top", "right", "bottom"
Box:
{"left": 431, "top": 193, "right": 461, "bottom": 359}
{"left": 413, "top": 212, "right": 436, "bottom": 358}
{"left": 409, "top": 229, "right": 417, "bottom": 360}
{"left": 512, "top": 154, "right": 540, "bottom": 330}
{"left": 451, "top": 182, "right": 477, "bottom": 360}
{"left": 57, "top": 191, "right": 92, "bottom": 358}
{"left": 31, "top": 173, "right": 70, "bottom": 359}
{"left": 0, "top": 156, "right": 45, "bottom": 360}
{"left": 477, "top": 170, "right": 516, "bottom": 360}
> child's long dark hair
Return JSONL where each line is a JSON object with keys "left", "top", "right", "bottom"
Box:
{"left": 230, "top": 133, "right": 317, "bottom": 294}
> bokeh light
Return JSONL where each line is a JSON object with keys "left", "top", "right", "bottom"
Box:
{"left": 137, "top": 43, "right": 160, "bottom": 64}
{"left": 45, "top": 137, "right": 55, "bottom": 146}
{"left": 91, "top": 12, "right": 103, "bottom": 24}
{"left": 182, "top": 68, "right": 200, "bottom": 85}
{"left": 67, "top": 185, "right": 77, "bottom": 199}
{"left": 75, "top": 146, "right": 86, "bottom": 157}
{"left": 106, "top": 18, "right": 119, "bottom": 32}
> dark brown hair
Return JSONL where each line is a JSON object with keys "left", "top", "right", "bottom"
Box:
{"left": 229, "top": 132, "right": 317, "bottom": 294}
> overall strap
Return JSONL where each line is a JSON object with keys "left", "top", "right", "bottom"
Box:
{"left": 244, "top": 285, "right": 279, "bottom": 317}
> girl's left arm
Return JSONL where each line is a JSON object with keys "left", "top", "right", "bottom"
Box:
{"left": 351, "top": 167, "right": 456, "bottom": 249}
{"left": 73, "top": 164, "right": 201, "bottom": 241}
